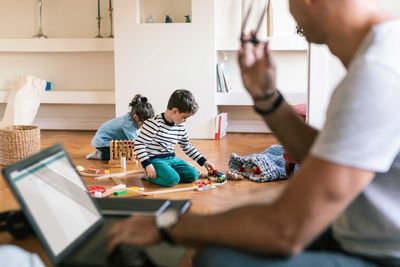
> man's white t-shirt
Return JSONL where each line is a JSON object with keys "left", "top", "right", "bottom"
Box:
{"left": 311, "top": 19, "right": 400, "bottom": 259}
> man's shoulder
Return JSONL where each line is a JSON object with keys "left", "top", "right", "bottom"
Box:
{"left": 352, "top": 19, "right": 400, "bottom": 74}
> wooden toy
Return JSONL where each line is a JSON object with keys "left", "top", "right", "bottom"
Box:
{"left": 199, "top": 169, "right": 226, "bottom": 183}
{"left": 93, "top": 169, "right": 144, "bottom": 180}
{"left": 78, "top": 168, "right": 112, "bottom": 177}
{"left": 128, "top": 179, "right": 227, "bottom": 196}
{"left": 76, "top": 165, "right": 85, "bottom": 172}
{"left": 226, "top": 171, "right": 244, "bottom": 181}
{"left": 109, "top": 140, "right": 138, "bottom": 165}
{"left": 86, "top": 167, "right": 101, "bottom": 174}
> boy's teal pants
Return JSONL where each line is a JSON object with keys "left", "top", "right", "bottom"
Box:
{"left": 149, "top": 156, "right": 199, "bottom": 187}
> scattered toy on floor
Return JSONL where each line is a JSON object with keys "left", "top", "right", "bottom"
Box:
{"left": 75, "top": 165, "right": 85, "bottom": 172}
{"left": 94, "top": 169, "right": 145, "bottom": 180}
{"left": 85, "top": 167, "right": 110, "bottom": 175}
{"left": 129, "top": 178, "right": 227, "bottom": 196}
{"left": 199, "top": 169, "right": 226, "bottom": 183}
{"left": 226, "top": 171, "right": 244, "bottom": 181}
{"left": 87, "top": 185, "right": 106, "bottom": 197}
{"left": 194, "top": 180, "right": 216, "bottom": 191}
{"left": 113, "top": 190, "right": 129, "bottom": 196}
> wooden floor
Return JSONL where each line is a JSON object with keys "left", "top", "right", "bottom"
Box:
{"left": 0, "top": 130, "right": 288, "bottom": 266}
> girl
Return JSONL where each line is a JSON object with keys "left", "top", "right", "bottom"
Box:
{"left": 86, "top": 94, "right": 154, "bottom": 161}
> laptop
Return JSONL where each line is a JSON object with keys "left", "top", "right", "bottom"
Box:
{"left": 2, "top": 144, "right": 187, "bottom": 267}
{"left": 95, "top": 198, "right": 191, "bottom": 217}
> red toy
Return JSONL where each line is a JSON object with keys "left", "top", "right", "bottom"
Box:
{"left": 87, "top": 185, "right": 106, "bottom": 196}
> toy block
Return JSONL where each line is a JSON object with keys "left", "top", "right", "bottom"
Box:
{"left": 108, "top": 140, "right": 139, "bottom": 166}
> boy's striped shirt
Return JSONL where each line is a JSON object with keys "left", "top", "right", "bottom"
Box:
{"left": 134, "top": 113, "right": 207, "bottom": 168}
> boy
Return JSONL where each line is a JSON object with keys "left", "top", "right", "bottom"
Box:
{"left": 134, "top": 89, "right": 214, "bottom": 187}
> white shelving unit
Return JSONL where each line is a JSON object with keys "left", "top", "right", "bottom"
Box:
{"left": 0, "top": 0, "right": 117, "bottom": 130}
{"left": 0, "top": 39, "right": 114, "bottom": 52}
{"left": 0, "top": 38, "right": 115, "bottom": 106}
{"left": 0, "top": 39, "right": 115, "bottom": 106}
{"left": 216, "top": 36, "right": 308, "bottom": 51}
{"left": 0, "top": 90, "right": 115, "bottom": 104}
{"left": 214, "top": 0, "right": 309, "bottom": 133}
{"left": 137, "top": 0, "right": 192, "bottom": 24}
{"left": 216, "top": 92, "right": 306, "bottom": 106}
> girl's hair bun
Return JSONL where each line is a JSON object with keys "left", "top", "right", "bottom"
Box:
{"left": 129, "top": 94, "right": 142, "bottom": 107}
{"left": 129, "top": 93, "right": 154, "bottom": 121}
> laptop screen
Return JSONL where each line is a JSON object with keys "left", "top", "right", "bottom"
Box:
{"left": 8, "top": 150, "right": 101, "bottom": 257}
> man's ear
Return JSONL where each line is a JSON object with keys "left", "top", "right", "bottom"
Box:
{"left": 132, "top": 114, "right": 139, "bottom": 121}
{"left": 171, "top": 108, "right": 180, "bottom": 114}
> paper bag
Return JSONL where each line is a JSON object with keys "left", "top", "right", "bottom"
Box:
{"left": 0, "top": 75, "right": 46, "bottom": 128}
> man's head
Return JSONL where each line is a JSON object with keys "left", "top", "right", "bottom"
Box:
{"left": 289, "top": 0, "right": 381, "bottom": 44}
{"left": 167, "top": 89, "right": 199, "bottom": 124}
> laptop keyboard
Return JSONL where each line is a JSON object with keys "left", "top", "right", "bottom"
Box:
{"left": 69, "top": 222, "right": 150, "bottom": 266}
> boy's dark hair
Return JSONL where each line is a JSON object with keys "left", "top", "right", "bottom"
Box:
{"left": 167, "top": 89, "right": 199, "bottom": 114}
{"left": 129, "top": 94, "right": 155, "bottom": 121}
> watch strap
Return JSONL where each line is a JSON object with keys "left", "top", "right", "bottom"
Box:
{"left": 253, "top": 90, "right": 284, "bottom": 116}
{"left": 159, "top": 227, "right": 175, "bottom": 245}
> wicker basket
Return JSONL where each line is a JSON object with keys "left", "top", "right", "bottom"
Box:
{"left": 0, "top": 125, "right": 41, "bottom": 166}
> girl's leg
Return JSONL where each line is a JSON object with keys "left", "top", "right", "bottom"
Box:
{"left": 96, "top": 147, "right": 110, "bottom": 161}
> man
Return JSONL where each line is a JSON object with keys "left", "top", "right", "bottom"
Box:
{"left": 107, "top": 0, "right": 400, "bottom": 266}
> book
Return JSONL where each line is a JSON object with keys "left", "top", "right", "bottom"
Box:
{"left": 219, "top": 63, "right": 233, "bottom": 92}
{"left": 216, "top": 63, "right": 226, "bottom": 92}
{"left": 214, "top": 112, "right": 228, "bottom": 140}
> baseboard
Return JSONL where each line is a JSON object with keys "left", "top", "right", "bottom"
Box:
{"left": 227, "top": 120, "right": 272, "bottom": 133}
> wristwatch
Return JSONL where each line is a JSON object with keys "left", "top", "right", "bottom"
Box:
{"left": 155, "top": 209, "right": 180, "bottom": 244}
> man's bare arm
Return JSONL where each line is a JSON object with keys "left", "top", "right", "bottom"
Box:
{"left": 172, "top": 155, "right": 374, "bottom": 255}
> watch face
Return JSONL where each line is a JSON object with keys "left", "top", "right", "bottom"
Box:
{"left": 157, "top": 210, "right": 178, "bottom": 229}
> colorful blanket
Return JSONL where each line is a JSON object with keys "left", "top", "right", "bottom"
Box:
{"left": 228, "top": 144, "right": 294, "bottom": 183}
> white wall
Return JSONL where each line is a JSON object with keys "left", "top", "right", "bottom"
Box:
{"left": 114, "top": 0, "right": 217, "bottom": 139}
{"left": 379, "top": 0, "right": 400, "bottom": 15}
{"left": 308, "top": 1, "right": 400, "bottom": 129}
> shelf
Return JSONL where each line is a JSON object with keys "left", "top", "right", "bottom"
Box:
{"left": 216, "top": 92, "right": 307, "bottom": 106}
{"left": 138, "top": 0, "right": 192, "bottom": 24}
{"left": 216, "top": 36, "right": 308, "bottom": 51}
{"left": 0, "top": 39, "right": 114, "bottom": 52}
{"left": 0, "top": 90, "right": 115, "bottom": 104}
